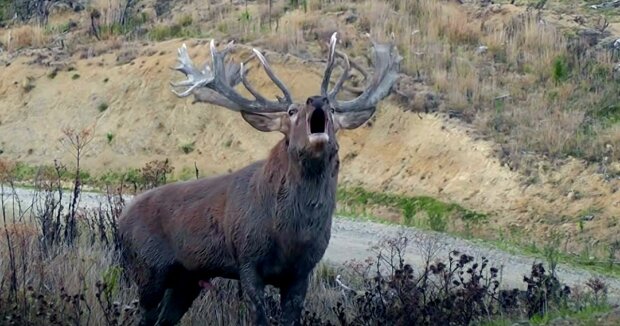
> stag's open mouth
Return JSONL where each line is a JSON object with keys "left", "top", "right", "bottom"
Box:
{"left": 308, "top": 107, "right": 329, "bottom": 145}
{"left": 310, "top": 107, "right": 326, "bottom": 134}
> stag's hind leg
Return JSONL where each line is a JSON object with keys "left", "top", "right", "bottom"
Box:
{"left": 136, "top": 272, "right": 167, "bottom": 326}
{"left": 123, "top": 252, "right": 168, "bottom": 326}
{"left": 154, "top": 271, "right": 202, "bottom": 326}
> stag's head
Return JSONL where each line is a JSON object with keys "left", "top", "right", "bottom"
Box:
{"left": 171, "top": 33, "right": 401, "bottom": 163}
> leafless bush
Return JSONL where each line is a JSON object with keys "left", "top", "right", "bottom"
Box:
{"left": 0, "top": 195, "right": 607, "bottom": 326}
{"left": 330, "top": 234, "right": 596, "bottom": 326}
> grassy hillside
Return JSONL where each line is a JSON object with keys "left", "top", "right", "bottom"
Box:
{"left": 0, "top": 0, "right": 618, "bottom": 260}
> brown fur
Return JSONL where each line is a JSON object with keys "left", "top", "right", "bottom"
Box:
{"left": 119, "top": 97, "right": 371, "bottom": 326}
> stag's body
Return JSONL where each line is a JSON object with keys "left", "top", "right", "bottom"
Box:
{"left": 120, "top": 135, "right": 337, "bottom": 325}
{"left": 120, "top": 33, "right": 400, "bottom": 326}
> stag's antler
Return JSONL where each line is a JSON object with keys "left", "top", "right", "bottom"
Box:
{"left": 321, "top": 33, "right": 402, "bottom": 112}
{"left": 171, "top": 40, "right": 293, "bottom": 113}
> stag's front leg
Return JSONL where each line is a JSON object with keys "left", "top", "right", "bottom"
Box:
{"left": 280, "top": 274, "right": 310, "bottom": 326}
{"left": 240, "top": 266, "right": 269, "bottom": 325}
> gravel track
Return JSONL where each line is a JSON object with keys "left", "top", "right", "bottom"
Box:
{"left": 4, "top": 187, "right": 619, "bottom": 303}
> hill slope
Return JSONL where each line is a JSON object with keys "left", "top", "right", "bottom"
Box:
{"left": 0, "top": 0, "right": 619, "bottom": 258}
{"left": 0, "top": 38, "right": 618, "bottom": 256}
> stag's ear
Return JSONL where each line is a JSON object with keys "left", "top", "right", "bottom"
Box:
{"left": 334, "top": 107, "right": 376, "bottom": 130}
{"left": 241, "top": 111, "right": 287, "bottom": 133}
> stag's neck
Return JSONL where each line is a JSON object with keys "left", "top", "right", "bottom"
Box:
{"left": 259, "top": 140, "right": 338, "bottom": 227}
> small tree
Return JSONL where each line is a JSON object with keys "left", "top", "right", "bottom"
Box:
{"left": 60, "top": 126, "right": 94, "bottom": 245}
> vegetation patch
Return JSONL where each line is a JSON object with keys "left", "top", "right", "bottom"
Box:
{"left": 0, "top": 157, "right": 613, "bottom": 325}
{"left": 0, "top": 169, "right": 611, "bottom": 325}
{"left": 148, "top": 15, "right": 200, "bottom": 41}
{"left": 47, "top": 70, "right": 58, "bottom": 79}
{"left": 3, "top": 156, "right": 618, "bottom": 278}
{"left": 180, "top": 141, "right": 196, "bottom": 154}
{"left": 486, "top": 233, "right": 620, "bottom": 279}
{"left": 337, "top": 186, "right": 487, "bottom": 230}
{"left": 98, "top": 102, "right": 109, "bottom": 112}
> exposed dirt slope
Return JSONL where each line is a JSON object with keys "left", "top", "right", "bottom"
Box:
{"left": 0, "top": 38, "right": 618, "bottom": 253}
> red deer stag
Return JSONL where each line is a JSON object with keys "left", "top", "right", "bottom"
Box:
{"left": 119, "top": 33, "right": 400, "bottom": 326}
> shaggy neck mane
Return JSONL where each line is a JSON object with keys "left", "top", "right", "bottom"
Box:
{"left": 258, "top": 139, "right": 337, "bottom": 223}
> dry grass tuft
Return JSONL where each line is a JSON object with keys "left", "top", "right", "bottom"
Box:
{"left": 91, "top": 0, "right": 125, "bottom": 26}
{"left": 5, "top": 25, "right": 49, "bottom": 51}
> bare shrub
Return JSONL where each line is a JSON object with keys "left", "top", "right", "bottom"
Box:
{"left": 0, "top": 182, "right": 607, "bottom": 326}
{"left": 59, "top": 127, "right": 95, "bottom": 246}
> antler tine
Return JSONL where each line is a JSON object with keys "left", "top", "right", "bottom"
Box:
{"left": 251, "top": 49, "right": 293, "bottom": 104}
{"left": 320, "top": 32, "right": 339, "bottom": 98}
{"left": 219, "top": 51, "right": 253, "bottom": 88}
{"left": 335, "top": 49, "right": 368, "bottom": 81}
{"left": 240, "top": 59, "right": 269, "bottom": 103}
{"left": 327, "top": 51, "right": 350, "bottom": 101}
{"left": 332, "top": 39, "right": 402, "bottom": 112}
{"left": 171, "top": 40, "right": 292, "bottom": 113}
{"left": 170, "top": 43, "right": 214, "bottom": 97}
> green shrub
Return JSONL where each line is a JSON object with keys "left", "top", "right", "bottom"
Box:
{"left": 178, "top": 14, "right": 193, "bottom": 27}
{"left": 552, "top": 56, "right": 569, "bottom": 84}
{"left": 47, "top": 70, "right": 57, "bottom": 79}
{"left": 149, "top": 24, "right": 186, "bottom": 41}
{"left": 180, "top": 142, "right": 195, "bottom": 154}
{"left": 98, "top": 102, "right": 109, "bottom": 112}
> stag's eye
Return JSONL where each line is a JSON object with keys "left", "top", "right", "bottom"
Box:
{"left": 288, "top": 108, "right": 298, "bottom": 116}
{"left": 330, "top": 107, "right": 335, "bottom": 114}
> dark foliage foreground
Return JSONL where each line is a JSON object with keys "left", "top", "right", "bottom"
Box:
{"left": 0, "top": 158, "right": 609, "bottom": 325}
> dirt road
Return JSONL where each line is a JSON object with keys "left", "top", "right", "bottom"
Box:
{"left": 4, "top": 186, "right": 619, "bottom": 303}
{"left": 327, "top": 218, "right": 620, "bottom": 302}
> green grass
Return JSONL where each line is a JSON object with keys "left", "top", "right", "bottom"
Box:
{"left": 337, "top": 186, "right": 487, "bottom": 228}
{"left": 12, "top": 162, "right": 37, "bottom": 180}
{"left": 97, "top": 13, "right": 148, "bottom": 38}
{"left": 480, "top": 304, "right": 613, "bottom": 326}
{"left": 532, "top": 304, "right": 613, "bottom": 325}
{"left": 178, "top": 14, "right": 193, "bottom": 27}
{"left": 335, "top": 187, "right": 620, "bottom": 279}
{"left": 6, "top": 162, "right": 91, "bottom": 184}
{"left": 148, "top": 23, "right": 202, "bottom": 42}
{"left": 0, "top": 0, "right": 11, "bottom": 22}
{"left": 552, "top": 55, "right": 569, "bottom": 85}
{"left": 484, "top": 236, "right": 620, "bottom": 279}
{"left": 147, "top": 13, "right": 203, "bottom": 41}
{"left": 178, "top": 166, "right": 198, "bottom": 181}
{"left": 45, "top": 21, "right": 74, "bottom": 34}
